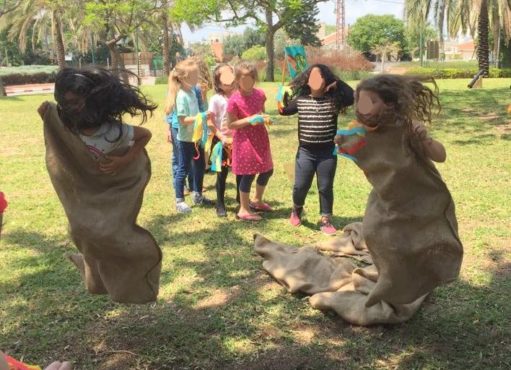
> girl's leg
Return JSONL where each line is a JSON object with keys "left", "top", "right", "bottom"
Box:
{"left": 316, "top": 152, "right": 337, "bottom": 234}
{"left": 175, "top": 141, "right": 194, "bottom": 213}
{"left": 238, "top": 174, "right": 260, "bottom": 220}
{"left": 191, "top": 146, "right": 212, "bottom": 205}
{"left": 251, "top": 169, "right": 274, "bottom": 209}
{"left": 170, "top": 126, "right": 180, "bottom": 189}
{"left": 216, "top": 166, "right": 228, "bottom": 217}
{"left": 292, "top": 147, "right": 317, "bottom": 220}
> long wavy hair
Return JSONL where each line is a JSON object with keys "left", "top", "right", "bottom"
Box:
{"left": 164, "top": 58, "right": 199, "bottom": 114}
{"left": 355, "top": 74, "right": 441, "bottom": 157}
{"left": 288, "top": 63, "right": 348, "bottom": 113}
{"left": 54, "top": 67, "right": 157, "bottom": 136}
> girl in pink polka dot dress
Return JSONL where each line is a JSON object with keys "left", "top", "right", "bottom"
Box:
{"left": 227, "top": 61, "right": 273, "bottom": 221}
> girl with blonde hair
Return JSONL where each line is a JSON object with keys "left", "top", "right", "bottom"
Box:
{"left": 165, "top": 58, "right": 212, "bottom": 213}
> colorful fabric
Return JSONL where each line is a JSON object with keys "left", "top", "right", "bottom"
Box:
{"left": 226, "top": 89, "right": 273, "bottom": 175}
{"left": 284, "top": 45, "right": 308, "bottom": 79}
{"left": 0, "top": 192, "right": 7, "bottom": 214}
{"left": 5, "top": 353, "right": 42, "bottom": 370}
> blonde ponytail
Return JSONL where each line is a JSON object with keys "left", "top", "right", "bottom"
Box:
{"left": 164, "top": 58, "right": 199, "bottom": 115}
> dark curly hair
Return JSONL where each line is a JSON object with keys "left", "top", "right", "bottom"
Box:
{"left": 356, "top": 74, "right": 441, "bottom": 157}
{"left": 54, "top": 67, "right": 157, "bottom": 136}
{"left": 288, "top": 63, "right": 348, "bottom": 113}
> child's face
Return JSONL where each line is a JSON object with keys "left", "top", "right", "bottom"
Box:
{"left": 219, "top": 66, "right": 235, "bottom": 94}
{"left": 356, "top": 90, "right": 389, "bottom": 127}
{"left": 181, "top": 67, "right": 199, "bottom": 90}
{"left": 59, "top": 91, "right": 85, "bottom": 113}
{"left": 238, "top": 69, "right": 255, "bottom": 92}
{"left": 308, "top": 67, "right": 325, "bottom": 92}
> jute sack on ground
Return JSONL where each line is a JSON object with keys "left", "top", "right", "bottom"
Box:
{"left": 254, "top": 123, "right": 463, "bottom": 325}
{"left": 43, "top": 103, "right": 162, "bottom": 304}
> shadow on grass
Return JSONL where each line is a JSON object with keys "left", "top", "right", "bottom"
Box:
{"left": 1, "top": 218, "right": 510, "bottom": 369}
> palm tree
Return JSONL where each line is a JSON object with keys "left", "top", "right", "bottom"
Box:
{"left": 448, "top": 0, "right": 511, "bottom": 75}
{"left": 405, "top": 0, "right": 456, "bottom": 58}
{"left": 406, "top": 0, "right": 511, "bottom": 75}
{"left": 0, "top": 0, "right": 67, "bottom": 69}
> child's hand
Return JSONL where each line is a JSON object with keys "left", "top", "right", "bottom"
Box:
{"left": 38, "top": 101, "right": 51, "bottom": 118}
{"left": 99, "top": 154, "right": 131, "bottom": 174}
{"left": 325, "top": 81, "right": 338, "bottom": 93}
{"left": 334, "top": 134, "right": 345, "bottom": 146}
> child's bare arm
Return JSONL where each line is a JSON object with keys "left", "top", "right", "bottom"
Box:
{"left": 414, "top": 122, "right": 446, "bottom": 163}
{"left": 179, "top": 111, "right": 212, "bottom": 126}
{"left": 227, "top": 112, "right": 269, "bottom": 129}
{"left": 38, "top": 101, "right": 51, "bottom": 119}
{"left": 99, "top": 126, "right": 152, "bottom": 173}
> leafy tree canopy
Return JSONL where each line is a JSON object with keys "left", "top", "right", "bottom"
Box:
{"left": 348, "top": 14, "right": 407, "bottom": 54}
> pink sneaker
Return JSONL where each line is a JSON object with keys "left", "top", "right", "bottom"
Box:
{"left": 320, "top": 219, "right": 337, "bottom": 235}
{"left": 289, "top": 209, "right": 301, "bottom": 226}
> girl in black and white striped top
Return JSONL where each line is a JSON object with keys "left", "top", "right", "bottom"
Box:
{"left": 279, "top": 64, "right": 354, "bottom": 234}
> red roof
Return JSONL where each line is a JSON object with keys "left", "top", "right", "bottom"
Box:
{"left": 458, "top": 41, "right": 475, "bottom": 52}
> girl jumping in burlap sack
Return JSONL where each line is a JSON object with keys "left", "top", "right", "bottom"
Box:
{"left": 254, "top": 75, "right": 463, "bottom": 325}
{"left": 37, "top": 67, "right": 162, "bottom": 304}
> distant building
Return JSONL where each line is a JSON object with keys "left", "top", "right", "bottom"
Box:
{"left": 211, "top": 38, "right": 224, "bottom": 62}
{"left": 444, "top": 37, "right": 475, "bottom": 60}
{"left": 318, "top": 23, "right": 350, "bottom": 50}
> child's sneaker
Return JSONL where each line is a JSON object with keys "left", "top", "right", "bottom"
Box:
{"left": 191, "top": 192, "right": 214, "bottom": 206}
{"left": 216, "top": 203, "right": 227, "bottom": 217}
{"left": 176, "top": 201, "right": 192, "bottom": 213}
{"left": 320, "top": 218, "right": 336, "bottom": 235}
{"left": 289, "top": 208, "right": 302, "bottom": 226}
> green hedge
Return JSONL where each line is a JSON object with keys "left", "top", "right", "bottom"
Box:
{"left": 405, "top": 67, "right": 511, "bottom": 78}
{"left": 1, "top": 71, "right": 57, "bottom": 85}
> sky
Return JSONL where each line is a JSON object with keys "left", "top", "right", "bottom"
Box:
{"left": 180, "top": 0, "right": 405, "bottom": 44}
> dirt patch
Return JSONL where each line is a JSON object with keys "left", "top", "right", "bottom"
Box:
{"left": 478, "top": 113, "right": 500, "bottom": 121}
{"left": 194, "top": 286, "right": 242, "bottom": 309}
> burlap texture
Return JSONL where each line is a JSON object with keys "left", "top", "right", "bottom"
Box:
{"left": 43, "top": 103, "right": 162, "bottom": 304}
{"left": 254, "top": 123, "right": 463, "bottom": 325}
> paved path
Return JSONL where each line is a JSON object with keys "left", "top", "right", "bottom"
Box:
{"left": 5, "top": 83, "right": 54, "bottom": 96}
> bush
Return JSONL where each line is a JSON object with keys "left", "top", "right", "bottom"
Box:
{"left": 241, "top": 46, "right": 266, "bottom": 61}
{"left": 1, "top": 71, "right": 57, "bottom": 85}
{"left": 155, "top": 76, "right": 168, "bottom": 84}
{"left": 405, "top": 67, "right": 511, "bottom": 79}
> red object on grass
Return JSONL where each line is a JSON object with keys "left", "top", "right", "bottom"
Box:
{"left": 0, "top": 192, "right": 7, "bottom": 214}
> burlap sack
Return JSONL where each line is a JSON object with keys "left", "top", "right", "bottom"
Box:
{"left": 42, "top": 103, "right": 162, "bottom": 304}
{"left": 254, "top": 123, "right": 463, "bottom": 325}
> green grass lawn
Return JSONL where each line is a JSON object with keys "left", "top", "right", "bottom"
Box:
{"left": 1, "top": 79, "right": 510, "bottom": 369}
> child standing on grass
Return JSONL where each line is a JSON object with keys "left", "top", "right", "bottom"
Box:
{"left": 208, "top": 64, "right": 238, "bottom": 217}
{"left": 164, "top": 58, "right": 213, "bottom": 213}
{"left": 279, "top": 64, "right": 354, "bottom": 234}
{"left": 37, "top": 67, "right": 162, "bottom": 303}
{"left": 227, "top": 61, "right": 273, "bottom": 221}
{"left": 165, "top": 65, "right": 207, "bottom": 193}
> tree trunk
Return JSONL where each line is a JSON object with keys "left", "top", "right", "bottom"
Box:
{"left": 437, "top": 3, "right": 445, "bottom": 60}
{"left": 0, "top": 78, "right": 6, "bottom": 96}
{"left": 53, "top": 10, "right": 66, "bottom": 69}
{"left": 477, "top": 0, "right": 490, "bottom": 76}
{"left": 162, "top": 11, "right": 171, "bottom": 76}
{"left": 264, "top": 8, "right": 275, "bottom": 82}
{"left": 107, "top": 37, "right": 130, "bottom": 84}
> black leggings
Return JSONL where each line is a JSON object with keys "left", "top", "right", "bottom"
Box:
{"left": 237, "top": 169, "right": 274, "bottom": 193}
{"left": 216, "top": 166, "right": 241, "bottom": 205}
{"left": 293, "top": 145, "right": 337, "bottom": 216}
